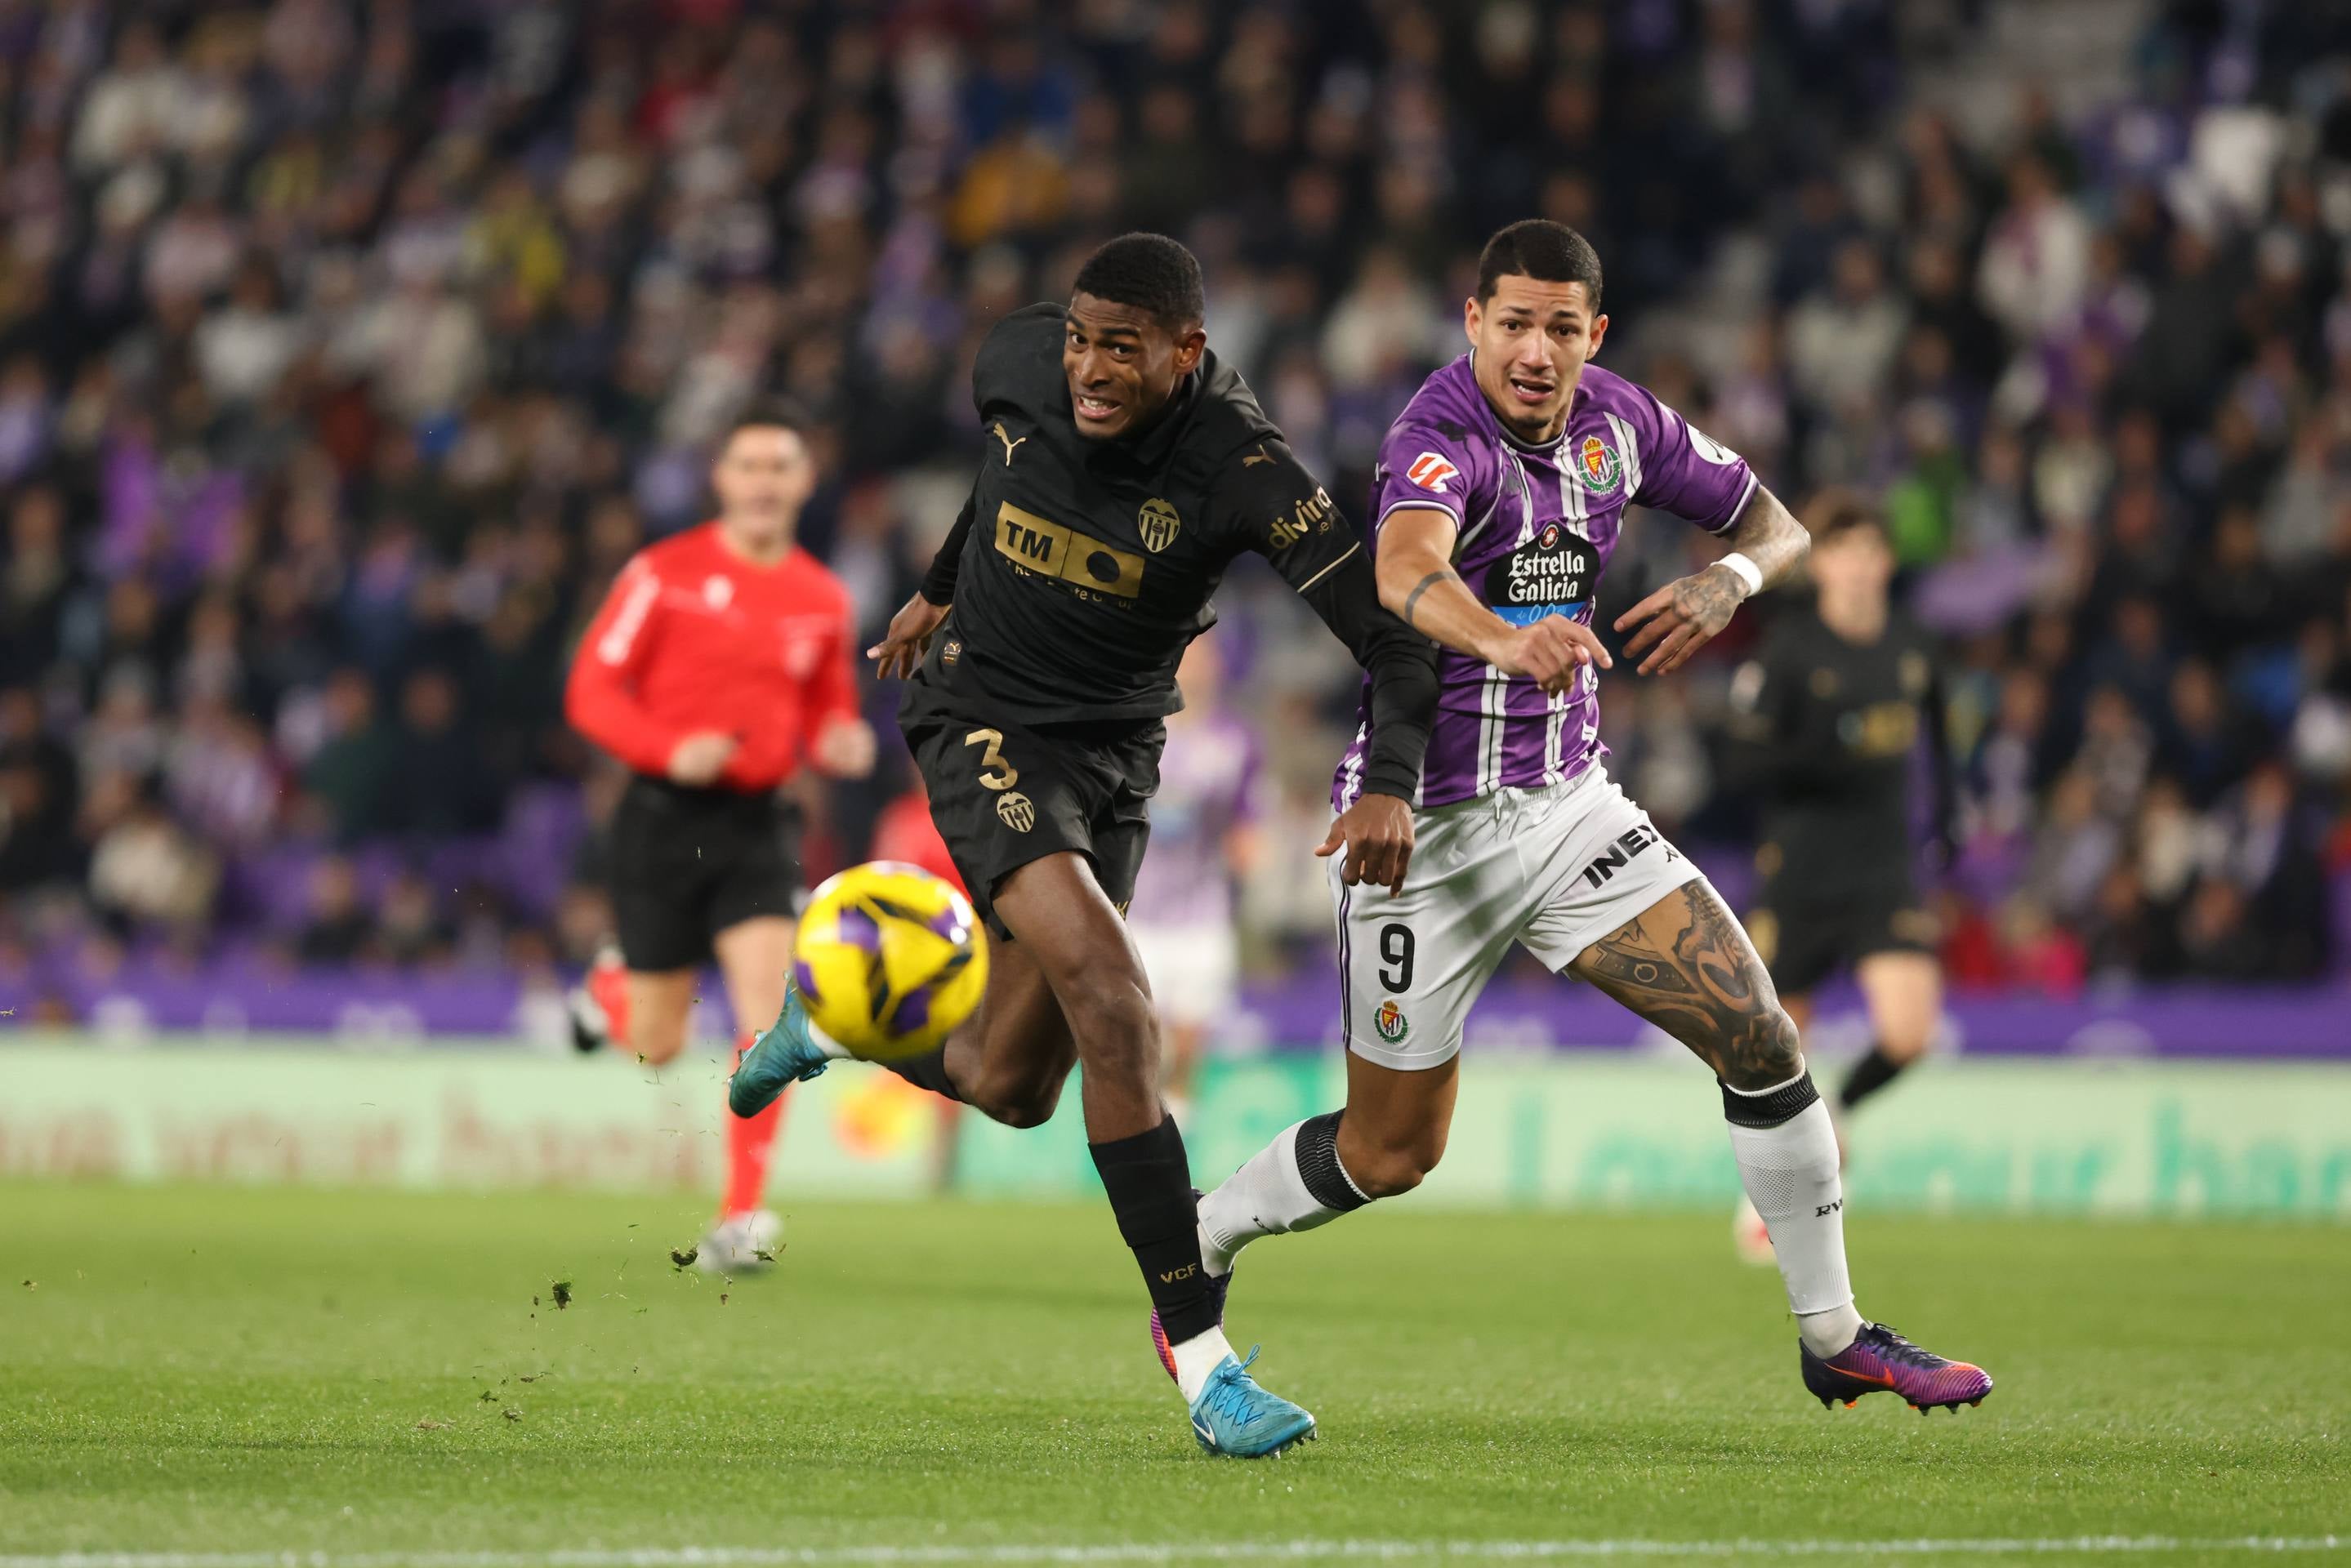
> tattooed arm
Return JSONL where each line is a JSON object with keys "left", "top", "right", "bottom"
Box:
{"left": 1375, "top": 506, "right": 1613, "bottom": 695}
{"left": 1613, "top": 485, "right": 1810, "bottom": 675}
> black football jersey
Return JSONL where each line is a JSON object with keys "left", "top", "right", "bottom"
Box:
{"left": 1728, "top": 604, "right": 1948, "bottom": 897}
{"left": 927, "top": 304, "right": 1365, "bottom": 725}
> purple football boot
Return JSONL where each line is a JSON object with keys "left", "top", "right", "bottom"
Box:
{"left": 1803, "top": 1321, "right": 1994, "bottom": 1414}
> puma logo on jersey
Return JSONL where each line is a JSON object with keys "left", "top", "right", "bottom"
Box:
{"left": 992, "top": 422, "right": 1028, "bottom": 465}
{"left": 1406, "top": 452, "right": 1459, "bottom": 493}
{"left": 1242, "top": 444, "right": 1274, "bottom": 467}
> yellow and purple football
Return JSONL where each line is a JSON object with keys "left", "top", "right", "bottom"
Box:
{"left": 792, "top": 862, "right": 986, "bottom": 1061}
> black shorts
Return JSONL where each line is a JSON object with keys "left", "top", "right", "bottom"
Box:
{"left": 1749, "top": 876, "right": 1938, "bottom": 997}
{"left": 900, "top": 674, "right": 1162, "bottom": 940}
{"left": 609, "top": 777, "right": 805, "bottom": 972}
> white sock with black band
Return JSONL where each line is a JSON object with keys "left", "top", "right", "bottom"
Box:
{"left": 1196, "top": 1110, "right": 1370, "bottom": 1277}
{"left": 1722, "top": 1063, "right": 1864, "bottom": 1358}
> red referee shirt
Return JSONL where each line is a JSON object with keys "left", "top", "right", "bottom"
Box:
{"left": 566, "top": 522, "right": 859, "bottom": 792}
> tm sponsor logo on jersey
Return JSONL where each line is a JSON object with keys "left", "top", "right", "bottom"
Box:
{"left": 993, "top": 501, "right": 1145, "bottom": 600}
{"left": 1404, "top": 452, "right": 1459, "bottom": 493}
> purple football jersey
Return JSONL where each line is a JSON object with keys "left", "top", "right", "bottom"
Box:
{"left": 1333, "top": 357, "right": 1757, "bottom": 810}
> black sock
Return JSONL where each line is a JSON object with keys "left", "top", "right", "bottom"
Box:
{"left": 877, "top": 1047, "right": 964, "bottom": 1102}
{"left": 1294, "top": 1110, "right": 1370, "bottom": 1213}
{"left": 1838, "top": 1045, "right": 1908, "bottom": 1111}
{"left": 1089, "top": 1115, "right": 1216, "bottom": 1344}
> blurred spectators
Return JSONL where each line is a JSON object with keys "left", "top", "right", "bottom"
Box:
{"left": 0, "top": 0, "right": 2344, "bottom": 998}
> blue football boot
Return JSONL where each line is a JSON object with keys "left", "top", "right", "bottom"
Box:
{"left": 728, "top": 976, "right": 832, "bottom": 1118}
{"left": 1186, "top": 1348, "right": 1316, "bottom": 1458}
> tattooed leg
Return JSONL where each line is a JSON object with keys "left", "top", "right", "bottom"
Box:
{"left": 1574, "top": 880, "right": 1863, "bottom": 1352}
{"left": 1568, "top": 880, "right": 1801, "bottom": 1089}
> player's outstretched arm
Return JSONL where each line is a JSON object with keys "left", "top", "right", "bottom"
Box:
{"left": 868, "top": 484, "right": 975, "bottom": 679}
{"left": 1293, "top": 548, "right": 1435, "bottom": 897}
{"left": 1314, "top": 795, "right": 1412, "bottom": 898}
{"left": 1375, "top": 506, "right": 1612, "bottom": 694}
{"left": 1225, "top": 439, "right": 1437, "bottom": 892}
{"left": 868, "top": 593, "right": 948, "bottom": 680}
{"left": 1614, "top": 485, "right": 1809, "bottom": 675}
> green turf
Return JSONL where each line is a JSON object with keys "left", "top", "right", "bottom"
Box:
{"left": 0, "top": 1183, "right": 2342, "bottom": 1566}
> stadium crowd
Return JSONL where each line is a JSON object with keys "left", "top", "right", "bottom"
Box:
{"left": 1, "top": 0, "right": 2348, "bottom": 1003}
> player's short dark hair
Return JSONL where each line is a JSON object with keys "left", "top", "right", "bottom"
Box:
{"left": 1476, "top": 220, "right": 1604, "bottom": 311}
{"left": 725, "top": 397, "right": 810, "bottom": 444}
{"left": 1807, "top": 488, "right": 1886, "bottom": 543}
{"left": 1070, "top": 233, "right": 1205, "bottom": 330}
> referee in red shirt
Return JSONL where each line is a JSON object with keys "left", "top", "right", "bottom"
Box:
{"left": 566, "top": 399, "right": 875, "bottom": 1270}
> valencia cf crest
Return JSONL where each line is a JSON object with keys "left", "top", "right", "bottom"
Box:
{"left": 1138, "top": 497, "right": 1181, "bottom": 553}
{"left": 995, "top": 791, "right": 1036, "bottom": 831}
{"left": 1573, "top": 434, "right": 1622, "bottom": 494}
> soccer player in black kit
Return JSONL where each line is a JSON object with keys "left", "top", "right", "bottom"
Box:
{"left": 1726, "top": 494, "right": 1953, "bottom": 1262}
{"left": 729, "top": 234, "right": 1439, "bottom": 1457}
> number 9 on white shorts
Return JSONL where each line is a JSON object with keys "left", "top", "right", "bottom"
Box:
{"left": 1331, "top": 766, "right": 1708, "bottom": 1070}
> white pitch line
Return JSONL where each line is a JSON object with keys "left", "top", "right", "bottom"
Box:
{"left": 0, "top": 1539, "right": 2343, "bottom": 1567}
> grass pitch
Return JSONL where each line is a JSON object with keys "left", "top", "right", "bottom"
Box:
{"left": 0, "top": 1183, "right": 2342, "bottom": 1566}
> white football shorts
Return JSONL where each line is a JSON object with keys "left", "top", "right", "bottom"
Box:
{"left": 1331, "top": 764, "right": 1707, "bottom": 1070}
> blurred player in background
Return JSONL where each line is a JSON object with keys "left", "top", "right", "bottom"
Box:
{"left": 1128, "top": 637, "right": 1265, "bottom": 1128}
{"left": 1727, "top": 494, "right": 1954, "bottom": 1263}
{"left": 1193, "top": 221, "right": 1992, "bottom": 1418}
{"left": 564, "top": 400, "right": 876, "bottom": 1271}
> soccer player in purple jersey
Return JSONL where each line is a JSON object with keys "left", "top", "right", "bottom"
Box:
{"left": 1189, "top": 221, "right": 1993, "bottom": 1420}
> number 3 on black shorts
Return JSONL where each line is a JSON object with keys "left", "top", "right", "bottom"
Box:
{"left": 964, "top": 728, "right": 1019, "bottom": 789}
{"left": 964, "top": 728, "right": 1035, "bottom": 832}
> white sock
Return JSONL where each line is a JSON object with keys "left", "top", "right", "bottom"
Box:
{"left": 1723, "top": 1067, "right": 1863, "bottom": 1358}
{"left": 1168, "top": 1324, "right": 1237, "bottom": 1403}
{"left": 1197, "top": 1114, "right": 1368, "bottom": 1277}
{"left": 804, "top": 1018, "right": 852, "bottom": 1061}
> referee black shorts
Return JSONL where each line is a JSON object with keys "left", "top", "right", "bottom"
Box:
{"left": 899, "top": 672, "right": 1161, "bottom": 941}
{"left": 608, "top": 776, "right": 805, "bottom": 973}
{"left": 1748, "top": 873, "right": 1939, "bottom": 998}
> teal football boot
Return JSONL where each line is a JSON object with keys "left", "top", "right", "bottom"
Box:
{"left": 728, "top": 976, "right": 833, "bottom": 1118}
{"left": 1187, "top": 1348, "right": 1316, "bottom": 1458}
